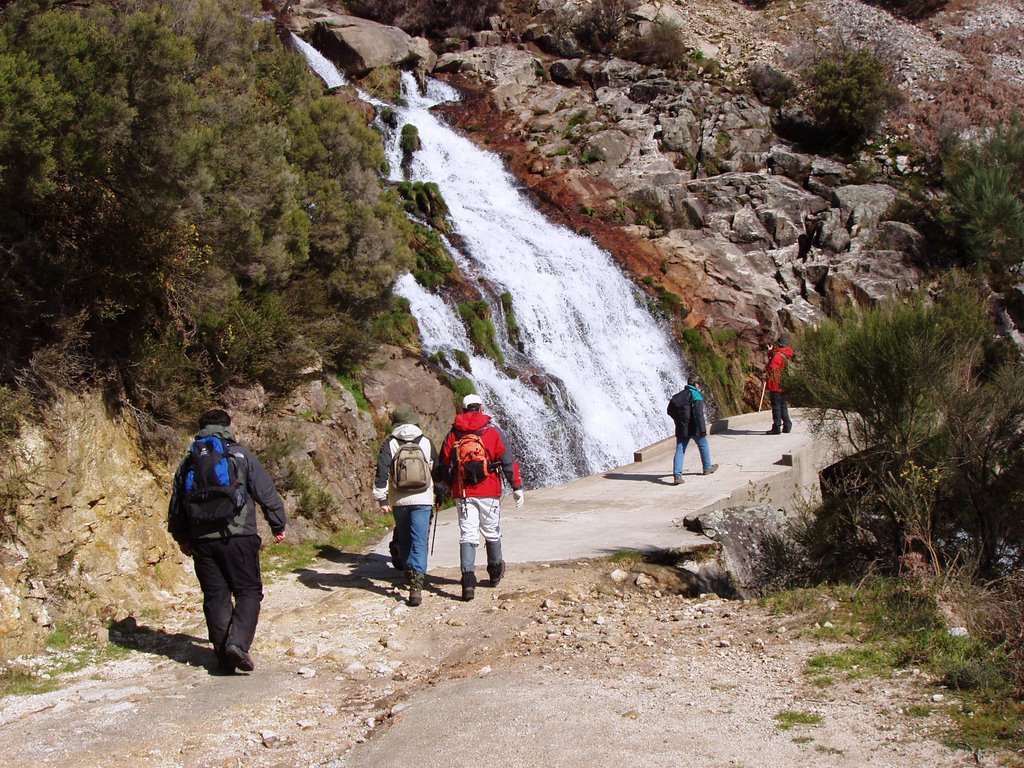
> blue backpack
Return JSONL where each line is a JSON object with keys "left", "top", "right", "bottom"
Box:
{"left": 184, "top": 436, "right": 245, "bottom": 523}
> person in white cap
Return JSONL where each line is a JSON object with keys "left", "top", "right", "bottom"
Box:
{"left": 438, "top": 393, "right": 524, "bottom": 601}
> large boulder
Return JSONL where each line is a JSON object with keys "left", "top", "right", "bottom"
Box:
{"left": 310, "top": 15, "right": 432, "bottom": 76}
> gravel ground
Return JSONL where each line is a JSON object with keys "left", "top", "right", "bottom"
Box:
{"left": 0, "top": 556, "right": 1007, "bottom": 768}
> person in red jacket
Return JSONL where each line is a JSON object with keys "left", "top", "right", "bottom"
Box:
{"left": 764, "top": 336, "right": 795, "bottom": 434}
{"left": 438, "top": 394, "right": 524, "bottom": 601}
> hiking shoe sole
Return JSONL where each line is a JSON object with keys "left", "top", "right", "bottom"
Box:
{"left": 224, "top": 644, "right": 255, "bottom": 672}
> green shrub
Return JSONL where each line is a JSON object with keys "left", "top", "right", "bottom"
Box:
{"left": 785, "top": 277, "right": 1024, "bottom": 579}
{"left": 372, "top": 295, "right": 420, "bottom": 351}
{"left": 411, "top": 224, "right": 456, "bottom": 290}
{"left": 397, "top": 181, "right": 450, "bottom": 233}
{"left": 499, "top": 292, "right": 522, "bottom": 349}
{"left": 0, "top": 2, "right": 414, "bottom": 427}
{"left": 805, "top": 47, "right": 899, "bottom": 152}
{"left": 400, "top": 123, "right": 420, "bottom": 170}
{"left": 942, "top": 115, "right": 1024, "bottom": 277}
{"left": 457, "top": 300, "right": 504, "bottom": 365}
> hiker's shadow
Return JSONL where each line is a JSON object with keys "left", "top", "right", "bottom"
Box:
{"left": 107, "top": 617, "right": 223, "bottom": 673}
{"left": 295, "top": 547, "right": 462, "bottom": 603}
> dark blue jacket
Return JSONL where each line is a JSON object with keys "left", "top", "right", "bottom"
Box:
{"left": 667, "top": 385, "right": 708, "bottom": 440}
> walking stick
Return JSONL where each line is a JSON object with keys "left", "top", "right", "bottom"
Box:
{"left": 430, "top": 502, "right": 439, "bottom": 556}
{"left": 757, "top": 380, "right": 766, "bottom": 412}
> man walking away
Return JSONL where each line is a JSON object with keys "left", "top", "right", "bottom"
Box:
{"left": 168, "top": 409, "right": 286, "bottom": 674}
{"left": 373, "top": 403, "right": 439, "bottom": 607}
{"left": 666, "top": 383, "right": 719, "bottom": 485}
{"left": 764, "top": 336, "right": 795, "bottom": 434}
{"left": 439, "top": 394, "right": 524, "bottom": 601}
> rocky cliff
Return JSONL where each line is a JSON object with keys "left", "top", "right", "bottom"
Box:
{"left": 283, "top": 0, "right": 1023, "bottom": 406}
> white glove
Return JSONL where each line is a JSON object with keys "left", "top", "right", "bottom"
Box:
{"left": 513, "top": 489, "right": 525, "bottom": 509}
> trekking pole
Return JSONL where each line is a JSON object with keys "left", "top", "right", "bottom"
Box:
{"left": 757, "top": 380, "right": 766, "bottom": 412}
{"left": 430, "top": 502, "right": 439, "bottom": 556}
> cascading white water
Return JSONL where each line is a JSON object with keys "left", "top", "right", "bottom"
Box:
{"left": 290, "top": 35, "right": 347, "bottom": 89}
{"left": 295, "top": 40, "right": 688, "bottom": 487}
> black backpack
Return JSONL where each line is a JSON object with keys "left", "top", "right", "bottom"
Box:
{"left": 183, "top": 435, "right": 245, "bottom": 523}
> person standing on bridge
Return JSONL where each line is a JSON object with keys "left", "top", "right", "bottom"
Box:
{"left": 438, "top": 393, "right": 524, "bottom": 601}
{"left": 667, "top": 382, "right": 719, "bottom": 485}
{"left": 168, "top": 408, "right": 286, "bottom": 674}
{"left": 764, "top": 336, "right": 795, "bottom": 434}
{"left": 373, "top": 403, "right": 439, "bottom": 607}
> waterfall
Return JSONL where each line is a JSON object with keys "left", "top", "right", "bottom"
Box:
{"left": 291, "top": 35, "right": 347, "bottom": 89}
{"left": 295, "top": 40, "right": 688, "bottom": 487}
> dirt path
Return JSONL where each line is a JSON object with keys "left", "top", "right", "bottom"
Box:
{"left": 0, "top": 547, "right": 993, "bottom": 768}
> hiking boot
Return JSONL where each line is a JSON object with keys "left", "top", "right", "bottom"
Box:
{"left": 673, "top": 475, "right": 684, "bottom": 485}
{"left": 407, "top": 570, "right": 424, "bottom": 607}
{"left": 461, "top": 571, "right": 477, "bottom": 602}
{"left": 703, "top": 464, "right": 719, "bottom": 475}
{"left": 389, "top": 540, "right": 403, "bottom": 570}
{"left": 224, "top": 643, "right": 255, "bottom": 672}
{"left": 215, "top": 651, "right": 236, "bottom": 674}
{"left": 765, "top": 428, "right": 781, "bottom": 435}
{"left": 782, "top": 426, "right": 792, "bottom": 433}
{"left": 487, "top": 560, "right": 506, "bottom": 587}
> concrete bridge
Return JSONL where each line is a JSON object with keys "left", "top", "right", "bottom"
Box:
{"left": 377, "top": 408, "right": 836, "bottom": 568}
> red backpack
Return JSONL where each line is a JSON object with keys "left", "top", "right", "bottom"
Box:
{"left": 454, "top": 429, "right": 490, "bottom": 486}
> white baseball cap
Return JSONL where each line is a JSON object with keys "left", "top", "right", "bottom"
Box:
{"left": 462, "top": 394, "right": 483, "bottom": 408}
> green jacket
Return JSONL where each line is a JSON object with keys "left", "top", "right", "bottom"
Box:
{"left": 167, "top": 425, "right": 286, "bottom": 542}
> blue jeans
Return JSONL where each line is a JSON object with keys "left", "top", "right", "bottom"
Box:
{"left": 673, "top": 435, "right": 712, "bottom": 476}
{"left": 770, "top": 391, "right": 792, "bottom": 432}
{"left": 392, "top": 504, "right": 432, "bottom": 575}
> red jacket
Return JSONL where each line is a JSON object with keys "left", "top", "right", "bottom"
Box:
{"left": 765, "top": 346, "right": 795, "bottom": 393}
{"left": 439, "top": 412, "right": 522, "bottom": 498}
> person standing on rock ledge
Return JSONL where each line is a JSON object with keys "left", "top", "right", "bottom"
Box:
{"left": 373, "top": 403, "right": 439, "bottom": 607}
{"left": 666, "top": 382, "right": 718, "bottom": 485}
{"left": 168, "top": 408, "right": 286, "bottom": 675}
{"left": 438, "top": 393, "right": 524, "bottom": 601}
{"left": 764, "top": 336, "right": 795, "bottom": 434}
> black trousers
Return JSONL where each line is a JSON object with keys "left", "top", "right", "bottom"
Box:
{"left": 191, "top": 536, "right": 264, "bottom": 655}
{"left": 769, "top": 390, "right": 791, "bottom": 432}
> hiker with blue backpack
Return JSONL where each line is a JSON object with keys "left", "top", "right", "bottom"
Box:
{"left": 168, "top": 408, "right": 286, "bottom": 674}
{"left": 438, "top": 393, "right": 524, "bottom": 601}
{"left": 373, "top": 403, "right": 439, "bottom": 607}
{"left": 666, "top": 383, "right": 719, "bottom": 485}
